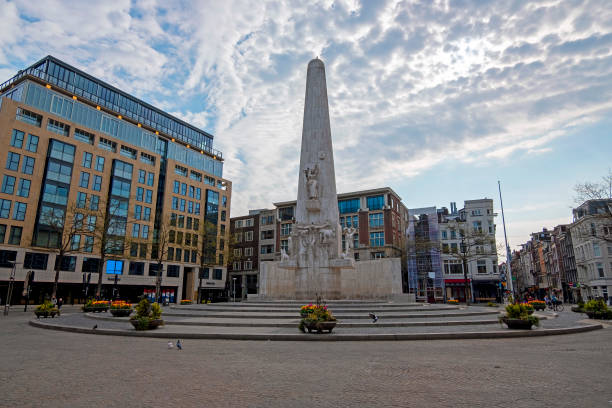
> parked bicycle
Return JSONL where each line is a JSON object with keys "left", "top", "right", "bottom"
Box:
{"left": 547, "top": 299, "right": 564, "bottom": 312}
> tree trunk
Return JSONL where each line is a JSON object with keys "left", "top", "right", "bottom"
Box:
{"left": 96, "top": 255, "right": 105, "bottom": 299}
{"left": 463, "top": 258, "right": 470, "bottom": 306}
{"left": 51, "top": 252, "right": 63, "bottom": 300}
{"left": 155, "top": 261, "right": 163, "bottom": 303}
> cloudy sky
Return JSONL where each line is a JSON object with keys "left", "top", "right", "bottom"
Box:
{"left": 1, "top": 0, "right": 611, "bottom": 257}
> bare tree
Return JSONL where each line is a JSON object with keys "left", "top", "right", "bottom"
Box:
{"left": 574, "top": 169, "right": 612, "bottom": 203}
{"left": 33, "top": 202, "right": 84, "bottom": 299}
{"left": 150, "top": 215, "right": 173, "bottom": 303}
{"left": 81, "top": 196, "right": 133, "bottom": 299}
{"left": 443, "top": 223, "right": 499, "bottom": 306}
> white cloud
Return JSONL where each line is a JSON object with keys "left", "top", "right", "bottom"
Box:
{"left": 2, "top": 0, "right": 611, "bottom": 225}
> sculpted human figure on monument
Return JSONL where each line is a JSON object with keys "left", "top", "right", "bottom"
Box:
{"left": 343, "top": 227, "right": 356, "bottom": 251}
{"left": 304, "top": 164, "right": 319, "bottom": 199}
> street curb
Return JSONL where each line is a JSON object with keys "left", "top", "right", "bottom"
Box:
{"left": 159, "top": 310, "right": 500, "bottom": 319}
{"left": 29, "top": 319, "right": 603, "bottom": 341}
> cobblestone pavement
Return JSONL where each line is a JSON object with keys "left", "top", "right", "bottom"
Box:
{"left": 1, "top": 308, "right": 611, "bottom": 408}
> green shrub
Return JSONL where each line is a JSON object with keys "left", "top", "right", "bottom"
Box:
{"left": 486, "top": 301, "right": 498, "bottom": 307}
{"left": 134, "top": 298, "right": 163, "bottom": 320}
{"left": 504, "top": 303, "right": 539, "bottom": 326}
{"left": 585, "top": 299, "right": 608, "bottom": 313}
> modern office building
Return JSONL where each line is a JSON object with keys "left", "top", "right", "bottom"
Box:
{"left": 0, "top": 56, "right": 231, "bottom": 304}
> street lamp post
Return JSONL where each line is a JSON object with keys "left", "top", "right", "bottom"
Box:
{"left": 232, "top": 277, "right": 236, "bottom": 303}
{"left": 3, "top": 261, "right": 19, "bottom": 316}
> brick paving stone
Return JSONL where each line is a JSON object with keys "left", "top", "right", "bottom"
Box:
{"left": 1, "top": 307, "right": 611, "bottom": 407}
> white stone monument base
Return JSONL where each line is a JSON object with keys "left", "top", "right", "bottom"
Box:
{"left": 259, "top": 258, "right": 404, "bottom": 300}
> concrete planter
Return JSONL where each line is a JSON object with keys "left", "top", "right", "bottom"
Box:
{"left": 304, "top": 320, "right": 337, "bottom": 333}
{"left": 109, "top": 309, "right": 132, "bottom": 317}
{"left": 130, "top": 318, "right": 164, "bottom": 330}
{"left": 501, "top": 317, "right": 534, "bottom": 330}
{"left": 34, "top": 310, "right": 58, "bottom": 318}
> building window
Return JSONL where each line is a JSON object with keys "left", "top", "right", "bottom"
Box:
{"left": 441, "top": 230, "right": 447, "bottom": 239}
{"left": 143, "top": 207, "right": 151, "bottom": 221}
{"left": 129, "top": 262, "right": 145, "bottom": 276}
{"left": 138, "top": 170, "right": 146, "bottom": 184}
{"left": 47, "top": 118, "right": 70, "bottom": 136}
{"left": 99, "top": 137, "right": 117, "bottom": 152}
{"left": 145, "top": 189, "right": 153, "bottom": 204}
{"left": 473, "top": 221, "right": 482, "bottom": 233}
{"left": 213, "top": 269, "right": 223, "bottom": 280}
{"left": 90, "top": 195, "right": 100, "bottom": 210}
{"left": 95, "top": 156, "right": 105, "bottom": 172}
{"left": 0, "top": 224, "right": 5, "bottom": 243}
{"left": 10, "top": 130, "right": 24, "bottom": 148}
{"left": 245, "top": 231, "right": 253, "bottom": 241}
{"left": 477, "top": 260, "right": 487, "bottom": 274}
{"left": 181, "top": 183, "right": 187, "bottom": 196}
{"left": 147, "top": 172, "right": 154, "bottom": 186}
{"left": 367, "top": 195, "right": 384, "bottom": 210}
{"left": 244, "top": 247, "right": 253, "bottom": 256}
{"left": 106, "top": 260, "right": 124, "bottom": 275}
{"left": 75, "top": 128, "right": 95, "bottom": 145}
{"left": 79, "top": 172, "right": 90, "bottom": 188}
{"left": 142, "top": 225, "right": 149, "bottom": 239}
{"left": 1, "top": 175, "right": 15, "bottom": 194}
{"left": 82, "top": 152, "right": 93, "bottom": 168}
{"left": 18, "top": 142, "right": 37, "bottom": 165}
{"left": 12, "top": 202, "right": 27, "bottom": 221}
{"left": 8, "top": 226, "right": 22, "bottom": 245}
{"left": 190, "top": 171, "right": 202, "bottom": 182}
{"left": 16, "top": 108, "right": 42, "bottom": 127}
{"left": 261, "top": 230, "right": 274, "bottom": 240}
{"left": 0, "top": 199, "right": 11, "bottom": 218}
{"left": 6, "top": 152, "right": 20, "bottom": 171}
{"left": 281, "top": 223, "right": 292, "bottom": 236}
{"left": 54, "top": 255, "right": 76, "bottom": 272}
{"left": 281, "top": 239, "right": 288, "bottom": 253}
{"left": 120, "top": 145, "right": 137, "bottom": 160}
{"left": 21, "top": 156, "right": 35, "bottom": 175}
{"left": 24, "top": 252, "right": 49, "bottom": 270}
{"left": 369, "top": 213, "right": 383, "bottom": 228}
{"left": 92, "top": 175, "right": 102, "bottom": 191}
{"left": 260, "top": 244, "right": 274, "bottom": 254}
{"left": 371, "top": 252, "right": 384, "bottom": 259}
{"left": 71, "top": 235, "right": 81, "bottom": 251}
{"left": 233, "top": 261, "right": 241, "bottom": 270}
{"left": 132, "top": 224, "right": 140, "bottom": 238}
{"left": 244, "top": 261, "right": 252, "bottom": 270}
{"left": 140, "top": 152, "right": 155, "bottom": 166}
{"left": 370, "top": 232, "right": 384, "bottom": 247}
{"left": 175, "top": 165, "right": 187, "bottom": 177}
{"left": 597, "top": 263, "right": 604, "bottom": 278}
{"left": 338, "top": 198, "right": 360, "bottom": 214}
{"left": 593, "top": 243, "right": 601, "bottom": 257}
{"left": 167, "top": 265, "right": 180, "bottom": 277}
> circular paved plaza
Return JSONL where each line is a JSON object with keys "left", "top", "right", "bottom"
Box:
{"left": 1, "top": 305, "right": 611, "bottom": 407}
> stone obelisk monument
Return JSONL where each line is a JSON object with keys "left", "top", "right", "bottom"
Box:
{"left": 281, "top": 58, "right": 353, "bottom": 299}
{"left": 259, "top": 58, "right": 404, "bottom": 301}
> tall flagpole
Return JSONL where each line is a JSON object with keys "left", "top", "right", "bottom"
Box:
{"left": 498, "top": 180, "right": 514, "bottom": 298}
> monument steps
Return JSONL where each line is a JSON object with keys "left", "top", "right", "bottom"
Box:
{"left": 161, "top": 309, "right": 499, "bottom": 319}
{"left": 170, "top": 304, "right": 455, "bottom": 313}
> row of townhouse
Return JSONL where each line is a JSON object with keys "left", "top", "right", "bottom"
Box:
{"left": 510, "top": 199, "right": 612, "bottom": 304}
{"left": 407, "top": 199, "right": 500, "bottom": 303}
{"left": 0, "top": 56, "right": 232, "bottom": 305}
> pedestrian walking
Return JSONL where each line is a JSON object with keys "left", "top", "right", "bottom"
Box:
{"left": 57, "top": 297, "right": 63, "bottom": 310}
{"left": 176, "top": 339, "right": 182, "bottom": 350}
